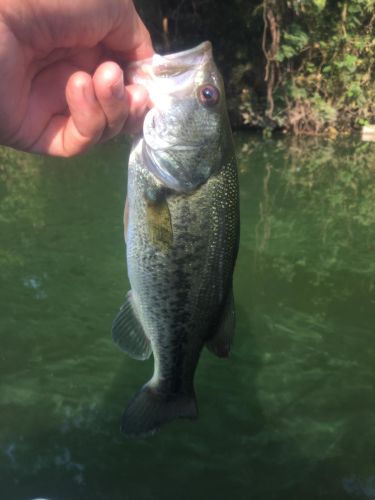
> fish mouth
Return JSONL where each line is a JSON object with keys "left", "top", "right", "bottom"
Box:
{"left": 152, "top": 41, "right": 213, "bottom": 75}
{"left": 160, "top": 41, "right": 212, "bottom": 60}
{"left": 127, "top": 42, "right": 215, "bottom": 105}
{"left": 128, "top": 41, "right": 212, "bottom": 74}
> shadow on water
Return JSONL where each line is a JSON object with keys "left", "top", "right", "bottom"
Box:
{"left": 84, "top": 299, "right": 267, "bottom": 500}
{"left": 0, "top": 300, "right": 355, "bottom": 500}
{"left": 0, "top": 304, "right": 318, "bottom": 500}
{"left": 0, "top": 305, "right": 265, "bottom": 500}
{"left": 1, "top": 135, "right": 375, "bottom": 499}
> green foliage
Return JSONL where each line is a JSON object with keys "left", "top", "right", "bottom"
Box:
{"left": 274, "top": 0, "right": 375, "bottom": 133}
{"left": 276, "top": 24, "right": 309, "bottom": 62}
{"left": 134, "top": 0, "right": 375, "bottom": 134}
{"left": 312, "top": 0, "right": 326, "bottom": 10}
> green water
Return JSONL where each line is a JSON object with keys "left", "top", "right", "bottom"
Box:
{"left": 0, "top": 135, "right": 374, "bottom": 500}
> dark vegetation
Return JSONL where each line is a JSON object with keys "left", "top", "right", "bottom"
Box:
{"left": 135, "top": 0, "right": 375, "bottom": 135}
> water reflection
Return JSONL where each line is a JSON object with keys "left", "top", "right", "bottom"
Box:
{"left": 0, "top": 136, "right": 374, "bottom": 499}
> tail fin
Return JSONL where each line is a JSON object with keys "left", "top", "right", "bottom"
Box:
{"left": 121, "top": 383, "right": 198, "bottom": 437}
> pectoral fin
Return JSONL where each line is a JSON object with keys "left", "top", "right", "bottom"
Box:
{"left": 205, "top": 289, "right": 235, "bottom": 358}
{"left": 145, "top": 189, "right": 173, "bottom": 252}
{"left": 112, "top": 291, "right": 152, "bottom": 361}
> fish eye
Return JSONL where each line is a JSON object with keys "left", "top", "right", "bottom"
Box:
{"left": 198, "top": 84, "right": 220, "bottom": 107}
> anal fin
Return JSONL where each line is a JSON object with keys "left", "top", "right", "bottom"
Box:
{"left": 112, "top": 291, "right": 152, "bottom": 361}
{"left": 205, "top": 288, "right": 235, "bottom": 358}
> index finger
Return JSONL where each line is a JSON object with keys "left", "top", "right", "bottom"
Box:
{"left": 104, "top": 0, "right": 154, "bottom": 61}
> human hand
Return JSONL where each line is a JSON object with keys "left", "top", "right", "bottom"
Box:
{"left": 0, "top": 0, "right": 153, "bottom": 157}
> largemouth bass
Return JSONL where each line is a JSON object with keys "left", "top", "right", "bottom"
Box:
{"left": 113, "top": 41, "right": 240, "bottom": 437}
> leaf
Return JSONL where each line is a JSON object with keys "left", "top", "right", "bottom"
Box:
{"left": 312, "top": 0, "right": 326, "bottom": 10}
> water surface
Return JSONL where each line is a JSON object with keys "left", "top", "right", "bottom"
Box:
{"left": 0, "top": 135, "right": 374, "bottom": 500}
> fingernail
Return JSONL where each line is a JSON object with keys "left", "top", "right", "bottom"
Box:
{"left": 111, "top": 77, "right": 124, "bottom": 100}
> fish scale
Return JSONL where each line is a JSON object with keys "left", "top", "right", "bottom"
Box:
{"left": 112, "top": 42, "right": 240, "bottom": 436}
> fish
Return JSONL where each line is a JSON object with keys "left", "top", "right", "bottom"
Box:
{"left": 112, "top": 41, "right": 240, "bottom": 437}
